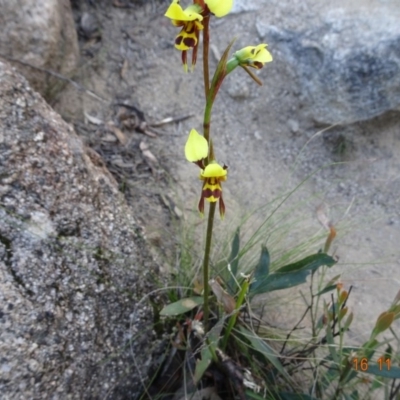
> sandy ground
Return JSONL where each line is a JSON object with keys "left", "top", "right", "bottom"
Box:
{"left": 56, "top": 0, "right": 400, "bottom": 346}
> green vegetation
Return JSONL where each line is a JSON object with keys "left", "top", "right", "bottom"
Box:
{"left": 139, "top": 1, "right": 400, "bottom": 398}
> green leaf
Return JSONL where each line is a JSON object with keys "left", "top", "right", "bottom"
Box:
{"left": 277, "top": 253, "right": 336, "bottom": 274}
{"left": 227, "top": 228, "right": 240, "bottom": 294}
{"left": 249, "top": 246, "right": 270, "bottom": 294}
{"left": 249, "top": 253, "right": 336, "bottom": 296}
{"left": 194, "top": 318, "right": 224, "bottom": 384}
{"left": 239, "top": 326, "right": 292, "bottom": 382}
{"left": 360, "top": 338, "right": 379, "bottom": 360}
{"left": 159, "top": 296, "right": 203, "bottom": 316}
{"left": 343, "top": 311, "right": 354, "bottom": 331}
{"left": 316, "top": 284, "right": 337, "bottom": 296}
{"left": 372, "top": 311, "right": 394, "bottom": 337}
{"left": 390, "top": 304, "right": 400, "bottom": 319}
{"left": 194, "top": 347, "right": 212, "bottom": 384}
{"left": 363, "top": 364, "right": 400, "bottom": 379}
{"left": 371, "top": 376, "right": 385, "bottom": 390}
{"left": 384, "top": 344, "right": 393, "bottom": 360}
{"left": 316, "top": 274, "right": 341, "bottom": 296}
{"left": 255, "top": 270, "right": 309, "bottom": 294}
{"left": 208, "top": 317, "right": 224, "bottom": 344}
{"left": 350, "top": 389, "right": 359, "bottom": 400}
{"left": 208, "top": 38, "right": 236, "bottom": 103}
{"left": 318, "top": 363, "right": 341, "bottom": 389}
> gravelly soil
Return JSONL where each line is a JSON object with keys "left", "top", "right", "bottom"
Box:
{"left": 55, "top": 0, "right": 399, "bottom": 345}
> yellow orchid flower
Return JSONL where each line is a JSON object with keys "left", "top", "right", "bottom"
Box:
{"left": 205, "top": 0, "right": 233, "bottom": 17}
{"left": 234, "top": 44, "right": 273, "bottom": 69}
{"left": 199, "top": 162, "right": 227, "bottom": 219}
{"left": 165, "top": 0, "right": 233, "bottom": 70}
{"left": 184, "top": 129, "right": 228, "bottom": 219}
{"left": 165, "top": 0, "right": 204, "bottom": 71}
{"left": 165, "top": 0, "right": 203, "bottom": 22}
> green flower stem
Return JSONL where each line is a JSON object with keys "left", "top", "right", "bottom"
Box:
{"left": 202, "top": 16, "right": 210, "bottom": 100}
{"left": 221, "top": 279, "right": 249, "bottom": 350}
{"left": 203, "top": 82, "right": 219, "bottom": 165}
{"left": 201, "top": 47, "right": 241, "bottom": 331}
{"left": 202, "top": 202, "right": 216, "bottom": 331}
{"left": 203, "top": 77, "right": 223, "bottom": 163}
{"left": 226, "top": 57, "right": 240, "bottom": 74}
{"left": 203, "top": 99, "right": 212, "bottom": 150}
{"left": 201, "top": 14, "right": 213, "bottom": 332}
{"left": 201, "top": 43, "right": 239, "bottom": 331}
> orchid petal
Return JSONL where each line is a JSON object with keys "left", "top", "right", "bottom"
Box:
{"left": 253, "top": 44, "right": 273, "bottom": 63}
{"left": 201, "top": 162, "right": 227, "bottom": 178}
{"left": 198, "top": 192, "right": 205, "bottom": 216}
{"left": 205, "top": 0, "right": 233, "bottom": 17}
{"left": 165, "top": 0, "right": 203, "bottom": 21}
{"left": 219, "top": 194, "right": 226, "bottom": 219}
{"left": 185, "top": 129, "right": 209, "bottom": 162}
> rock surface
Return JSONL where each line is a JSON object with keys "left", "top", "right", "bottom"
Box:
{"left": 256, "top": 2, "right": 400, "bottom": 124}
{"left": 0, "top": 0, "right": 79, "bottom": 100}
{"left": 231, "top": 0, "right": 260, "bottom": 14}
{"left": 0, "top": 61, "right": 157, "bottom": 399}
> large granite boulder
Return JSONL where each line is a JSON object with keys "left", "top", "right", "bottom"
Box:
{"left": 0, "top": 61, "right": 157, "bottom": 399}
{"left": 0, "top": 0, "right": 79, "bottom": 100}
{"left": 254, "top": 2, "right": 400, "bottom": 124}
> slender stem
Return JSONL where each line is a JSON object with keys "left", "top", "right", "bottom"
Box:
{"left": 203, "top": 101, "right": 212, "bottom": 151}
{"left": 202, "top": 202, "right": 216, "bottom": 331}
{"left": 202, "top": 15, "right": 210, "bottom": 100}
{"left": 200, "top": 12, "right": 213, "bottom": 333}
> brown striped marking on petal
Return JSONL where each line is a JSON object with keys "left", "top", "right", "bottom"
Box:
{"left": 203, "top": 187, "right": 222, "bottom": 202}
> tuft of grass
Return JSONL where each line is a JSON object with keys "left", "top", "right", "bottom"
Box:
{"left": 139, "top": 175, "right": 400, "bottom": 399}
